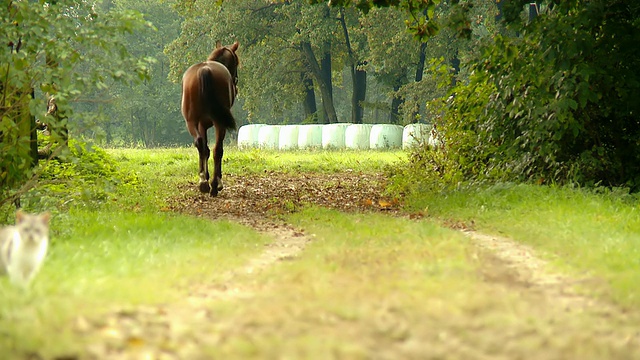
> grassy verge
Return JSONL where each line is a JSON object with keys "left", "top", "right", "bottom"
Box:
{"left": 403, "top": 182, "right": 640, "bottom": 307}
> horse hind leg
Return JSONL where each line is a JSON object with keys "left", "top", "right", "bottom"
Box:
{"left": 210, "top": 125, "right": 226, "bottom": 197}
{"left": 194, "top": 133, "right": 211, "bottom": 193}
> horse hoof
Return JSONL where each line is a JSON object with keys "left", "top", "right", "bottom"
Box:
{"left": 210, "top": 188, "right": 218, "bottom": 197}
{"left": 216, "top": 178, "right": 224, "bottom": 191}
{"left": 199, "top": 181, "right": 211, "bottom": 193}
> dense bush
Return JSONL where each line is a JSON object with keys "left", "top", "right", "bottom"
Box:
{"left": 410, "top": 1, "right": 640, "bottom": 192}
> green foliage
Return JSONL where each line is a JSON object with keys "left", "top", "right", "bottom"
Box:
{"left": 401, "top": 0, "right": 640, "bottom": 190}
{"left": 169, "top": 0, "right": 476, "bottom": 125}
{"left": 17, "top": 140, "right": 140, "bottom": 215}
{"left": 311, "top": 0, "right": 478, "bottom": 40}
{"left": 168, "top": 0, "right": 341, "bottom": 123}
{"left": 387, "top": 142, "right": 463, "bottom": 197}
{"left": 0, "top": 0, "right": 154, "bottom": 205}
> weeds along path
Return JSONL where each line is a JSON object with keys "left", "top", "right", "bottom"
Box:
{"left": 72, "top": 171, "right": 640, "bottom": 359}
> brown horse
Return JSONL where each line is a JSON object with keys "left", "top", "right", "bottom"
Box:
{"left": 181, "top": 41, "right": 239, "bottom": 196}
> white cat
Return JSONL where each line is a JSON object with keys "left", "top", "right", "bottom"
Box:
{"left": 0, "top": 210, "right": 50, "bottom": 286}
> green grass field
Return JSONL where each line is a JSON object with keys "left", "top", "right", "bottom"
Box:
{"left": 1, "top": 146, "right": 639, "bottom": 358}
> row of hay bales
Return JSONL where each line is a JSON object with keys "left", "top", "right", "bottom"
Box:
{"left": 237, "top": 123, "right": 437, "bottom": 150}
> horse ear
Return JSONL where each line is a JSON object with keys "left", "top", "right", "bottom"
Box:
{"left": 216, "top": 40, "right": 222, "bottom": 49}
{"left": 230, "top": 41, "right": 239, "bottom": 52}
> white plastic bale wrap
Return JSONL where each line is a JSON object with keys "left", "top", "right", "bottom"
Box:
{"left": 297, "top": 124, "right": 323, "bottom": 149}
{"left": 237, "top": 124, "right": 266, "bottom": 149}
{"left": 322, "top": 123, "right": 351, "bottom": 149}
{"left": 278, "top": 125, "right": 300, "bottom": 150}
{"left": 402, "top": 124, "right": 432, "bottom": 150}
{"left": 345, "top": 124, "right": 373, "bottom": 150}
{"left": 257, "top": 125, "right": 281, "bottom": 149}
{"left": 369, "top": 124, "right": 403, "bottom": 149}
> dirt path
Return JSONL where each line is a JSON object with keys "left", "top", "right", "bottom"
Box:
{"left": 71, "top": 172, "right": 640, "bottom": 359}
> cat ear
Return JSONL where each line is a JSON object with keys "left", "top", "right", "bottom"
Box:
{"left": 41, "top": 212, "right": 51, "bottom": 224}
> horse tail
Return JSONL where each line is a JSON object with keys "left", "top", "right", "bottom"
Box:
{"left": 198, "top": 67, "right": 237, "bottom": 131}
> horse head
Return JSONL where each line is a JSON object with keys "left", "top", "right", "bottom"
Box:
{"left": 208, "top": 41, "right": 239, "bottom": 85}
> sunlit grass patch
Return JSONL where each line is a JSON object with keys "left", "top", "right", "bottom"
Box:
{"left": 404, "top": 183, "right": 640, "bottom": 307}
{"left": 1, "top": 146, "right": 409, "bottom": 358}
{"left": 107, "top": 148, "right": 406, "bottom": 192}
{"left": 225, "top": 148, "right": 406, "bottom": 174}
{"left": 109, "top": 147, "right": 406, "bottom": 175}
{"left": 108, "top": 147, "right": 194, "bottom": 186}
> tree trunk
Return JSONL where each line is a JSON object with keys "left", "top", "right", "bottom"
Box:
{"left": 411, "top": 41, "right": 428, "bottom": 123}
{"left": 320, "top": 46, "right": 336, "bottom": 123}
{"left": 495, "top": 0, "right": 503, "bottom": 22}
{"left": 389, "top": 83, "right": 402, "bottom": 124}
{"left": 415, "top": 42, "right": 427, "bottom": 83}
{"left": 19, "top": 88, "right": 37, "bottom": 167}
{"left": 301, "top": 41, "right": 338, "bottom": 124}
{"left": 105, "top": 119, "right": 113, "bottom": 145}
{"left": 352, "top": 66, "right": 366, "bottom": 124}
{"left": 301, "top": 73, "right": 318, "bottom": 123}
{"left": 338, "top": 7, "right": 366, "bottom": 124}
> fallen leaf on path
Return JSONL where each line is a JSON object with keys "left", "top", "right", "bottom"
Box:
{"left": 127, "top": 336, "right": 146, "bottom": 348}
